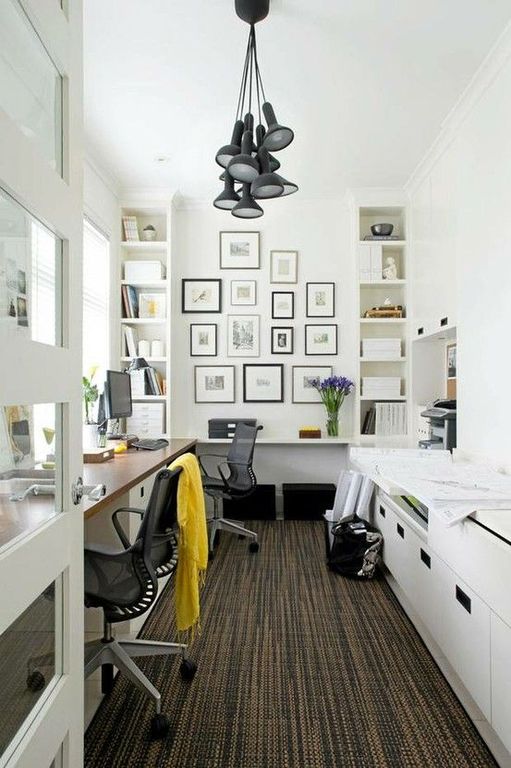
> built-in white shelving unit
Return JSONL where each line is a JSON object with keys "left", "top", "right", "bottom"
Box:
{"left": 119, "top": 199, "right": 172, "bottom": 438}
{"left": 350, "top": 195, "right": 410, "bottom": 444}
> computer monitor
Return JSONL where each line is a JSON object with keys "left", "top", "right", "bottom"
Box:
{"left": 104, "top": 370, "right": 133, "bottom": 419}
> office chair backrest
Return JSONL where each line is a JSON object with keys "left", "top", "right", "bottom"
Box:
{"left": 137, "top": 467, "right": 182, "bottom": 574}
{"left": 225, "top": 422, "right": 261, "bottom": 495}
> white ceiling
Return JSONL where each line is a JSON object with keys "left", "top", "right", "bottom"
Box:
{"left": 84, "top": 1, "right": 511, "bottom": 201}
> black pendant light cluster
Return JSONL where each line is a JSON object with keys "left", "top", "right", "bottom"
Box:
{"left": 214, "top": 0, "right": 297, "bottom": 218}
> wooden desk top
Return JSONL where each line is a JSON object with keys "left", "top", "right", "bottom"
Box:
{"left": 83, "top": 438, "right": 197, "bottom": 519}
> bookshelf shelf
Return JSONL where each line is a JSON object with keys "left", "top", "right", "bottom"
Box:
{"left": 359, "top": 279, "right": 406, "bottom": 287}
{"left": 360, "top": 318, "right": 407, "bottom": 324}
{"left": 120, "top": 318, "right": 167, "bottom": 325}
{"left": 358, "top": 240, "right": 406, "bottom": 247}
{"left": 120, "top": 200, "right": 172, "bottom": 437}
{"left": 360, "top": 357, "right": 407, "bottom": 362}
{"left": 359, "top": 395, "right": 407, "bottom": 401}
{"left": 121, "top": 241, "right": 168, "bottom": 250}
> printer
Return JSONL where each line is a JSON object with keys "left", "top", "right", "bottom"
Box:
{"left": 419, "top": 399, "right": 457, "bottom": 451}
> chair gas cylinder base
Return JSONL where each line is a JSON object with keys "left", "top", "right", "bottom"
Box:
{"left": 200, "top": 423, "right": 263, "bottom": 557}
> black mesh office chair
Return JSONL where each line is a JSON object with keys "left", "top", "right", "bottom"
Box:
{"left": 83, "top": 466, "right": 196, "bottom": 739}
{"left": 199, "top": 423, "right": 262, "bottom": 556}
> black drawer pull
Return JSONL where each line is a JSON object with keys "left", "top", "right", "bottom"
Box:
{"left": 379, "top": 505, "right": 386, "bottom": 518}
{"left": 140, "top": 486, "right": 144, "bottom": 498}
{"left": 440, "top": 316, "right": 448, "bottom": 327}
{"left": 420, "top": 549, "right": 431, "bottom": 569}
{"left": 456, "top": 585, "right": 471, "bottom": 614}
{"left": 397, "top": 523, "right": 404, "bottom": 539}
{"left": 417, "top": 327, "right": 424, "bottom": 336}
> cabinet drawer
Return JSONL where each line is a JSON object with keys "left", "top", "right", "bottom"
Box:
{"left": 491, "top": 612, "right": 511, "bottom": 753}
{"left": 438, "top": 563, "right": 491, "bottom": 719}
{"left": 410, "top": 538, "right": 443, "bottom": 643}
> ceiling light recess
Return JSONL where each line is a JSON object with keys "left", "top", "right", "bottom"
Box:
{"left": 213, "top": 0, "right": 297, "bottom": 217}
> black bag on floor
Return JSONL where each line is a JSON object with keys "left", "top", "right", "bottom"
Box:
{"left": 328, "top": 517, "right": 382, "bottom": 579}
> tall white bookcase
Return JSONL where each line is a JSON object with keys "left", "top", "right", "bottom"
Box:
{"left": 349, "top": 192, "right": 410, "bottom": 444}
{"left": 119, "top": 198, "right": 172, "bottom": 437}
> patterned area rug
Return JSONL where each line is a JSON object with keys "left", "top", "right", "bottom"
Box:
{"left": 84, "top": 521, "right": 497, "bottom": 767}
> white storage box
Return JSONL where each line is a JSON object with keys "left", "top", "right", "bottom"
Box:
{"left": 124, "top": 260, "right": 164, "bottom": 282}
{"left": 362, "top": 377, "right": 401, "bottom": 397}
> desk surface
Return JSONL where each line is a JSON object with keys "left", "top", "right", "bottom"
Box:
{"left": 83, "top": 438, "right": 197, "bottom": 518}
{"left": 197, "top": 437, "right": 354, "bottom": 445}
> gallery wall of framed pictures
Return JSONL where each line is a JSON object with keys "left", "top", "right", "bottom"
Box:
{"left": 180, "top": 229, "right": 344, "bottom": 406}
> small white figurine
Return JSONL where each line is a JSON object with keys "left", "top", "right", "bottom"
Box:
{"left": 383, "top": 296, "right": 392, "bottom": 306}
{"left": 382, "top": 256, "right": 398, "bottom": 280}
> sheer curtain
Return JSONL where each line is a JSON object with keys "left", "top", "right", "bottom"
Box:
{"left": 83, "top": 219, "right": 110, "bottom": 389}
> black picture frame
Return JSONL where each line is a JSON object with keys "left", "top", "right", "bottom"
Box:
{"left": 271, "top": 326, "right": 294, "bottom": 354}
{"left": 243, "top": 364, "right": 284, "bottom": 403}
{"left": 182, "top": 279, "right": 222, "bottom": 313}
{"left": 271, "top": 291, "right": 294, "bottom": 319}
{"left": 190, "top": 323, "right": 218, "bottom": 357}
{"left": 306, "top": 282, "right": 335, "bottom": 318}
{"left": 305, "top": 324, "right": 338, "bottom": 355}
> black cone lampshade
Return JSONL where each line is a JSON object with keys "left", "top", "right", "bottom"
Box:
{"left": 274, "top": 174, "right": 298, "bottom": 196}
{"left": 214, "top": 174, "right": 241, "bottom": 210}
{"left": 262, "top": 102, "right": 294, "bottom": 151}
{"left": 232, "top": 183, "right": 263, "bottom": 218}
{"left": 227, "top": 130, "right": 260, "bottom": 183}
{"left": 251, "top": 147, "right": 284, "bottom": 199}
{"left": 215, "top": 120, "right": 244, "bottom": 168}
{"left": 213, "top": 8, "right": 297, "bottom": 216}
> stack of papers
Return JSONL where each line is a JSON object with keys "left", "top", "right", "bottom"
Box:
{"left": 363, "top": 377, "right": 401, "bottom": 398}
{"left": 351, "top": 448, "right": 511, "bottom": 526}
{"left": 361, "top": 338, "right": 402, "bottom": 360}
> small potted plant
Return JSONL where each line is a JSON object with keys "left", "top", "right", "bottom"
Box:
{"left": 313, "top": 375, "right": 354, "bottom": 437}
{"left": 83, "top": 366, "right": 99, "bottom": 449}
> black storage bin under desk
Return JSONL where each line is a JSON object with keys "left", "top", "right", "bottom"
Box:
{"left": 283, "top": 483, "right": 336, "bottom": 521}
{"left": 222, "top": 484, "right": 276, "bottom": 520}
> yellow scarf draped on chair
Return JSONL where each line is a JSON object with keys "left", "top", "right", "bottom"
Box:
{"left": 169, "top": 452, "right": 208, "bottom": 636}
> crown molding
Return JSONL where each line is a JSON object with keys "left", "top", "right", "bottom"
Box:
{"left": 84, "top": 147, "right": 121, "bottom": 197}
{"left": 406, "top": 19, "right": 511, "bottom": 195}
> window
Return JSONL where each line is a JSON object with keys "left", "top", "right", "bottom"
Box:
{"left": 0, "top": 0, "right": 63, "bottom": 173}
{"left": 83, "top": 220, "right": 110, "bottom": 391}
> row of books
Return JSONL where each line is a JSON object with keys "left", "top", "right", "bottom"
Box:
{"left": 122, "top": 215, "right": 140, "bottom": 242}
{"left": 128, "top": 367, "right": 165, "bottom": 396}
{"left": 122, "top": 284, "right": 139, "bottom": 318}
{"left": 362, "top": 403, "right": 407, "bottom": 435}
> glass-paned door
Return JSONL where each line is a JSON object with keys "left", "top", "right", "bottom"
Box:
{"left": 0, "top": 1, "right": 83, "bottom": 766}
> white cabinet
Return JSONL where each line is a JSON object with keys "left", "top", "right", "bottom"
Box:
{"left": 437, "top": 564, "right": 491, "bottom": 720}
{"left": 491, "top": 612, "right": 511, "bottom": 753}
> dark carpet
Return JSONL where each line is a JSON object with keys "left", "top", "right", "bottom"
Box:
{"left": 84, "top": 521, "right": 497, "bottom": 767}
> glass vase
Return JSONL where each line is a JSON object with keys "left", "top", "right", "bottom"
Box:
{"left": 326, "top": 411, "right": 339, "bottom": 437}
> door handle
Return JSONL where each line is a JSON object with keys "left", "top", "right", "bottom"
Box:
{"left": 72, "top": 477, "right": 106, "bottom": 505}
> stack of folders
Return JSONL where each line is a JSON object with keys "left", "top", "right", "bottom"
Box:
{"left": 128, "top": 367, "right": 164, "bottom": 396}
{"left": 361, "top": 338, "right": 401, "bottom": 360}
{"left": 362, "top": 377, "right": 401, "bottom": 398}
{"left": 375, "top": 402, "right": 407, "bottom": 436}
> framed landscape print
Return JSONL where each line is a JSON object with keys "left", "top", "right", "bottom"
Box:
{"left": 243, "top": 364, "right": 284, "bottom": 403}
{"left": 306, "top": 282, "right": 335, "bottom": 317}
{"left": 195, "top": 365, "right": 235, "bottom": 403}
{"left": 292, "top": 366, "right": 333, "bottom": 403}
{"left": 182, "top": 279, "right": 221, "bottom": 313}
{"left": 227, "top": 314, "right": 260, "bottom": 357}
{"left": 270, "top": 250, "right": 297, "bottom": 283}
{"left": 272, "top": 291, "right": 294, "bottom": 319}
{"left": 271, "top": 326, "right": 294, "bottom": 354}
{"left": 231, "top": 279, "right": 257, "bottom": 306}
{"left": 220, "top": 231, "right": 260, "bottom": 269}
{"left": 305, "top": 324, "right": 338, "bottom": 355}
{"left": 190, "top": 323, "right": 217, "bottom": 356}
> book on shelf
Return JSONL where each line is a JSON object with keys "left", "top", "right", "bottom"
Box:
{"left": 122, "top": 216, "right": 139, "bottom": 241}
{"left": 128, "top": 369, "right": 146, "bottom": 396}
{"left": 121, "top": 285, "right": 139, "bottom": 318}
{"left": 123, "top": 326, "right": 138, "bottom": 358}
{"left": 145, "top": 367, "right": 163, "bottom": 396}
{"left": 375, "top": 402, "right": 407, "bottom": 436}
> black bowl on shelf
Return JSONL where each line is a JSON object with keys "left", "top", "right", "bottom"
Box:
{"left": 370, "top": 223, "right": 394, "bottom": 237}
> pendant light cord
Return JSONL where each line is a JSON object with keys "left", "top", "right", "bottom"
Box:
{"left": 235, "top": 29, "right": 252, "bottom": 122}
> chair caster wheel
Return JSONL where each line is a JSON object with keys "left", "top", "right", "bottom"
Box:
{"left": 27, "top": 671, "right": 45, "bottom": 692}
{"left": 249, "top": 541, "right": 259, "bottom": 553}
{"left": 151, "top": 713, "right": 170, "bottom": 739}
{"left": 180, "top": 659, "right": 197, "bottom": 680}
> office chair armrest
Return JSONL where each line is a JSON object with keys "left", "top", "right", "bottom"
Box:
{"left": 112, "top": 507, "right": 145, "bottom": 549}
{"left": 198, "top": 453, "right": 230, "bottom": 477}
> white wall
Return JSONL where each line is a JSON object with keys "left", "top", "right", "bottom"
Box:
{"left": 171, "top": 198, "right": 357, "bottom": 439}
{"left": 407, "top": 30, "right": 511, "bottom": 464}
